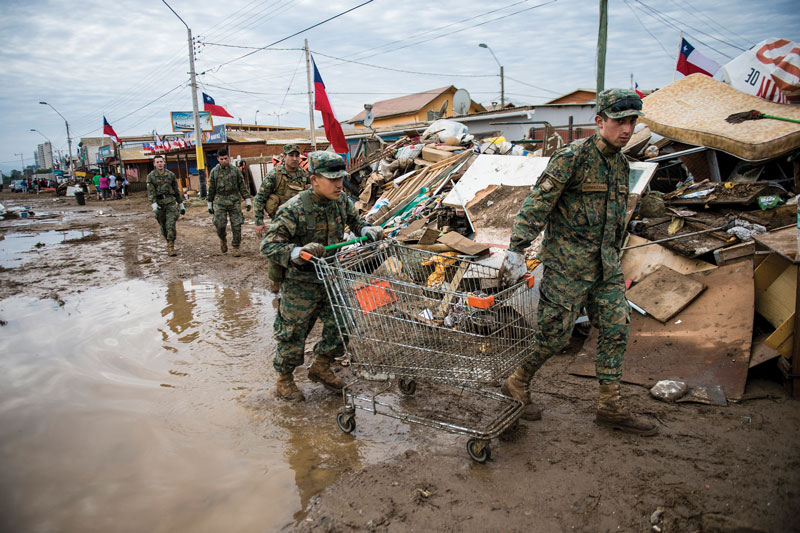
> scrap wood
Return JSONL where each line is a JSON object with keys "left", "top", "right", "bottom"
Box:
{"left": 626, "top": 265, "right": 706, "bottom": 323}
{"left": 570, "top": 262, "right": 754, "bottom": 400}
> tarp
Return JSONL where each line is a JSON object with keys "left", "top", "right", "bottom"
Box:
{"left": 640, "top": 74, "right": 800, "bottom": 161}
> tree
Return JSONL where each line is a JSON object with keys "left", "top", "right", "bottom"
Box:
{"left": 10, "top": 169, "right": 22, "bottom": 179}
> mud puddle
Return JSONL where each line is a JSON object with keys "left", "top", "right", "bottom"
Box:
{"left": 0, "top": 279, "right": 416, "bottom": 532}
{"left": 0, "top": 229, "right": 94, "bottom": 268}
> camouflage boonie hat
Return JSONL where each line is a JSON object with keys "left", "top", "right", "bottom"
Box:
{"left": 283, "top": 143, "right": 301, "bottom": 154}
{"left": 308, "top": 151, "right": 347, "bottom": 179}
{"left": 596, "top": 89, "right": 644, "bottom": 119}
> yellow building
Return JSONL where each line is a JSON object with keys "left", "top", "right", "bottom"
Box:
{"left": 346, "top": 86, "right": 486, "bottom": 129}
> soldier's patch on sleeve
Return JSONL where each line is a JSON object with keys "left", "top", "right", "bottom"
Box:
{"left": 538, "top": 177, "right": 555, "bottom": 193}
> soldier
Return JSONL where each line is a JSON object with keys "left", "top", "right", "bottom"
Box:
{"left": 253, "top": 143, "right": 310, "bottom": 239}
{"left": 498, "top": 88, "right": 657, "bottom": 436}
{"left": 207, "top": 147, "right": 252, "bottom": 257}
{"left": 261, "top": 151, "right": 384, "bottom": 401}
{"left": 146, "top": 154, "right": 185, "bottom": 256}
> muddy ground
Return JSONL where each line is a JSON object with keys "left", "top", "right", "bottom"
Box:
{"left": 1, "top": 190, "right": 799, "bottom": 532}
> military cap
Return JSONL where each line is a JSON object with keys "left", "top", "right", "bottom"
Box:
{"left": 308, "top": 151, "right": 347, "bottom": 179}
{"left": 596, "top": 89, "right": 644, "bottom": 119}
{"left": 283, "top": 143, "right": 301, "bottom": 154}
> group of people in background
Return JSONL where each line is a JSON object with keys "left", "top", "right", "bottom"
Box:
{"left": 92, "top": 171, "right": 128, "bottom": 201}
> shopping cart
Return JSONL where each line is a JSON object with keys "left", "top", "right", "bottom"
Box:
{"left": 308, "top": 239, "right": 538, "bottom": 462}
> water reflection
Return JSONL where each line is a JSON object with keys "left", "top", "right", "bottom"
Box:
{"left": 0, "top": 280, "right": 378, "bottom": 532}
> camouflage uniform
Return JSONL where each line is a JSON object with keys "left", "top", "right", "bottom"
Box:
{"left": 262, "top": 189, "right": 368, "bottom": 374}
{"left": 208, "top": 163, "right": 251, "bottom": 247}
{"left": 254, "top": 144, "right": 310, "bottom": 225}
{"left": 510, "top": 131, "right": 631, "bottom": 383}
{"left": 146, "top": 169, "right": 182, "bottom": 242}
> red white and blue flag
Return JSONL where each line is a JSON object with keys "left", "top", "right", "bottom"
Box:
{"left": 676, "top": 37, "right": 720, "bottom": 77}
{"left": 103, "top": 116, "right": 120, "bottom": 143}
{"left": 312, "top": 56, "right": 348, "bottom": 154}
{"left": 202, "top": 92, "right": 234, "bottom": 118}
{"left": 634, "top": 82, "right": 645, "bottom": 98}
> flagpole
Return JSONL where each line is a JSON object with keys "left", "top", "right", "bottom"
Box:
{"left": 673, "top": 31, "right": 683, "bottom": 82}
{"left": 305, "top": 39, "right": 317, "bottom": 150}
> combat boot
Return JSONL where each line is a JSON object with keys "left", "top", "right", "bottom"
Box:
{"left": 232, "top": 245, "right": 241, "bottom": 257}
{"left": 220, "top": 237, "right": 228, "bottom": 254}
{"left": 275, "top": 372, "right": 305, "bottom": 401}
{"left": 308, "top": 358, "right": 344, "bottom": 393}
{"left": 595, "top": 382, "right": 658, "bottom": 436}
{"left": 501, "top": 367, "right": 542, "bottom": 421}
{"left": 167, "top": 241, "right": 176, "bottom": 256}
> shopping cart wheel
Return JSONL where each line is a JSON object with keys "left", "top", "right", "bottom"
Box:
{"left": 466, "top": 439, "right": 491, "bottom": 463}
{"left": 336, "top": 411, "right": 356, "bottom": 434}
{"left": 398, "top": 378, "right": 417, "bottom": 396}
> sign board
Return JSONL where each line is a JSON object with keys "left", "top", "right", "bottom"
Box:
{"left": 183, "top": 124, "right": 227, "bottom": 144}
{"left": 170, "top": 111, "right": 214, "bottom": 132}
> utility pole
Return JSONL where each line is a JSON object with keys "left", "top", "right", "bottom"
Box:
{"left": 479, "top": 43, "right": 504, "bottom": 108}
{"left": 162, "top": 0, "right": 207, "bottom": 197}
{"left": 39, "top": 101, "right": 74, "bottom": 181}
{"left": 305, "top": 39, "right": 316, "bottom": 150}
{"left": 14, "top": 153, "right": 25, "bottom": 174}
{"left": 596, "top": 0, "right": 608, "bottom": 94}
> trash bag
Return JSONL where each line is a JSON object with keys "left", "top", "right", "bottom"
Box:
{"left": 422, "top": 119, "right": 469, "bottom": 143}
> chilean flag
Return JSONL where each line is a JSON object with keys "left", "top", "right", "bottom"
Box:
{"left": 634, "top": 82, "right": 645, "bottom": 98}
{"left": 103, "top": 116, "right": 120, "bottom": 143}
{"left": 202, "top": 92, "right": 234, "bottom": 118}
{"left": 676, "top": 37, "right": 720, "bottom": 77}
{"left": 312, "top": 56, "right": 348, "bottom": 154}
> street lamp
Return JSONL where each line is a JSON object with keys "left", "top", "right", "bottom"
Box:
{"left": 254, "top": 109, "right": 260, "bottom": 125}
{"left": 478, "top": 43, "right": 504, "bottom": 109}
{"left": 39, "top": 101, "right": 74, "bottom": 181}
{"left": 30, "top": 128, "right": 55, "bottom": 171}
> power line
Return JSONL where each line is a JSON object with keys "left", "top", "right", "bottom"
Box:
{"left": 668, "top": 0, "right": 752, "bottom": 50}
{"left": 633, "top": 0, "right": 744, "bottom": 57}
{"left": 623, "top": 0, "right": 673, "bottom": 59}
{"left": 209, "top": 0, "right": 375, "bottom": 72}
{"left": 504, "top": 75, "right": 561, "bottom": 95}
{"left": 310, "top": 50, "right": 496, "bottom": 78}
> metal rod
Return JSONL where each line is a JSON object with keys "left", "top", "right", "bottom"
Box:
{"left": 622, "top": 223, "right": 732, "bottom": 250}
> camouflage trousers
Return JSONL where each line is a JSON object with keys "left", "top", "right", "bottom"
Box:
{"left": 212, "top": 195, "right": 244, "bottom": 246}
{"left": 520, "top": 267, "right": 630, "bottom": 383}
{"left": 273, "top": 279, "right": 346, "bottom": 374}
{"left": 154, "top": 201, "right": 179, "bottom": 242}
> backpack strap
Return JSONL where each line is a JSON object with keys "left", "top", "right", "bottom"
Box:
{"left": 298, "top": 189, "right": 315, "bottom": 241}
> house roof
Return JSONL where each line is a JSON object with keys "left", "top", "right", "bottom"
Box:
{"left": 347, "top": 86, "right": 456, "bottom": 124}
{"left": 545, "top": 89, "right": 596, "bottom": 105}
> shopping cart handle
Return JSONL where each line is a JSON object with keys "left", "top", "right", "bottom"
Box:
{"left": 325, "top": 236, "right": 368, "bottom": 251}
{"left": 299, "top": 250, "right": 313, "bottom": 261}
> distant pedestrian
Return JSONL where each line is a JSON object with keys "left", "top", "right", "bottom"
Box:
{"left": 207, "top": 147, "right": 251, "bottom": 257}
{"left": 99, "top": 173, "right": 109, "bottom": 201}
{"left": 108, "top": 172, "right": 118, "bottom": 200}
{"left": 121, "top": 176, "right": 129, "bottom": 197}
{"left": 92, "top": 173, "right": 102, "bottom": 200}
{"left": 146, "top": 154, "right": 185, "bottom": 257}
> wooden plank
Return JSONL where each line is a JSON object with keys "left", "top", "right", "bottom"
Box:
{"left": 621, "top": 234, "right": 716, "bottom": 282}
{"left": 421, "top": 145, "right": 454, "bottom": 163}
{"left": 713, "top": 241, "right": 755, "bottom": 266}
{"left": 750, "top": 334, "right": 781, "bottom": 368}
{"left": 753, "top": 253, "right": 789, "bottom": 292}
{"left": 570, "top": 262, "right": 754, "bottom": 400}
{"left": 753, "top": 226, "right": 799, "bottom": 263}
{"left": 437, "top": 261, "right": 469, "bottom": 315}
{"left": 765, "top": 312, "right": 796, "bottom": 358}
{"left": 755, "top": 263, "right": 797, "bottom": 328}
{"left": 627, "top": 265, "right": 706, "bottom": 323}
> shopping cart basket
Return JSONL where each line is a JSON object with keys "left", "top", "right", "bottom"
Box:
{"left": 309, "top": 239, "right": 538, "bottom": 462}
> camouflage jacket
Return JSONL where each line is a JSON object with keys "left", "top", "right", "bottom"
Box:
{"left": 146, "top": 169, "right": 182, "bottom": 205}
{"left": 509, "top": 134, "right": 629, "bottom": 281}
{"left": 207, "top": 164, "right": 251, "bottom": 202}
{"left": 262, "top": 190, "right": 368, "bottom": 283}
{"left": 254, "top": 166, "right": 310, "bottom": 225}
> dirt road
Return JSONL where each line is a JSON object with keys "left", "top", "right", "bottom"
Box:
{"left": 1, "top": 191, "right": 798, "bottom": 532}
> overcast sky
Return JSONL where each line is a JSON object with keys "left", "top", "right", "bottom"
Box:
{"left": 1, "top": 0, "right": 798, "bottom": 174}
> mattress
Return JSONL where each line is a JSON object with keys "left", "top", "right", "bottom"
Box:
{"left": 640, "top": 74, "right": 800, "bottom": 161}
